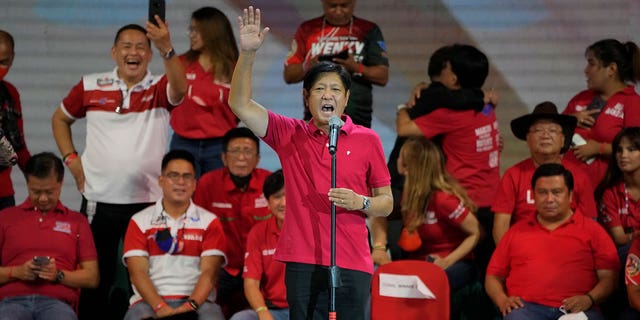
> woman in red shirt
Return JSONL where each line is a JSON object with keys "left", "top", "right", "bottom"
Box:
{"left": 169, "top": 7, "right": 239, "bottom": 178}
{"left": 397, "top": 137, "right": 480, "bottom": 292}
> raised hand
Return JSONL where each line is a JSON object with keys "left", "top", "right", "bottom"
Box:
{"left": 237, "top": 6, "right": 270, "bottom": 52}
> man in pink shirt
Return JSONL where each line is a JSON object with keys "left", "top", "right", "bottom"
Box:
{"left": 228, "top": 7, "right": 393, "bottom": 320}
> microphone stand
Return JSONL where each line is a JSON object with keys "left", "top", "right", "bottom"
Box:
{"left": 329, "top": 134, "right": 340, "bottom": 320}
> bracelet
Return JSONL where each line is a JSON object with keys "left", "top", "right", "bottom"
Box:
{"left": 353, "top": 63, "right": 364, "bottom": 77}
{"left": 585, "top": 293, "right": 596, "bottom": 307}
{"left": 255, "top": 306, "right": 268, "bottom": 313}
{"left": 63, "top": 152, "right": 78, "bottom": 166}
{"left": 599, "top": 143, "right": 606, "bottom": 156}
{"left": 373, "top": 243, "right": 387, "bottom": 251}
{"left": 153, "top": 301, "right": 168, "bottom": 313}
{"left": 7, "top": 266, "right": 13, "bottom": 279}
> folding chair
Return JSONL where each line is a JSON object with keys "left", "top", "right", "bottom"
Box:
{"left": 371, "top": 260, "right": 450, "bottom": 320}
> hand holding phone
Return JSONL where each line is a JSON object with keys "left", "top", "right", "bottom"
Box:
{"left": 33, "top": 256, "right": 51, "bottom": 266}
{"left": 148, "top": 0, "right": 166, "bottom": 26}
{"left": 318, "top": 50, "right": 349, "bottom": 62}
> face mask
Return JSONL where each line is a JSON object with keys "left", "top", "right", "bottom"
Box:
{"left": 0, "top": 67, "right": 8, "bottom": 81}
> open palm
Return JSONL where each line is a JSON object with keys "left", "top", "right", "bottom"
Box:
{"left": 238, "top": 6, "right": 270, "bottom": 52}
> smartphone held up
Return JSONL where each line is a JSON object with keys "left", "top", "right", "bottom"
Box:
{"left": 148, "top": 0, "right": 166, "bottom": 26}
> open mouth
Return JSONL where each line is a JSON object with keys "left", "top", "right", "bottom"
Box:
{"left": 321, "top": 104, "right": 334, "bottom": 113}
{"left": 125, "top": 59, "right": 141, "bottom": 68}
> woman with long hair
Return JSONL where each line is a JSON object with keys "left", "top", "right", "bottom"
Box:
{"left": 398, "top": 137, "right": 480, "bottom": 292}
{"left": 169, "top": 7, "right": 239, "bottom": 178}
{"left": 594, "top": 127, "right": 640, "bottom": 320}
{"left": 596, "top": 127, "right": 640, "bottom": 251}
{"left": 564, "top": 39, "right": 640, "bottom": 187}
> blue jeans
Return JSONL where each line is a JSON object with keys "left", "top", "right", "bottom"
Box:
{"left": 229, "top": 308, "right": 290, "bottom": 320}
{"left": 285, "top": 262, "right": 371, "bottom": 320}
{"left": 124, "top": 299, "right": 223, "bottom": 320}
{"left": 504, "top": 300, "right": 604, "bottom": 320}
{"left": 445, "top": 259, "right": 476, "bottom": 292}
{"left": 170, "top": 133, "right": 224, "bottom": 179}
{"left": 0, "top": 295, "right": 77, "bottom": 320}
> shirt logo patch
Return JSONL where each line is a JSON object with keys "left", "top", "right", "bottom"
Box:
{"left": 97, "top": 77, "right": 114, "bottom": 87}
{"left": 186, "top": 73, "right": 196, "bottom": 80}
{"left": 604, "top": 103, "right": 624, "bottom": 119}
{"left": 53, "top": 221, "right": 71, "bottom": 234}
{"left": 255, "top": 197, "right": 268, "bottom": 208}
{"left": 575, "top": 104, "right": 587, "bottom": 112}
{"left": 262, "top": 248, "right": 276, "bottom": 256}
{"left": 212, "top": 202, "right": 232, "bottom": 208}
{"left": 425, "top": 210, "right": 437, "bottom": 224}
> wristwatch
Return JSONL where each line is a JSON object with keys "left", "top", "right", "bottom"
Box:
{"left": 54, "top": 270, "right": 65, "bottom": 283}
{"left": 163, "top": 47, "right": 176, "bottom": 60}
{"left": 187, "top": 299, "right": 199, "bottom": 311}
{"left": 362, "top": 196, "right": 371, "bottom": 211}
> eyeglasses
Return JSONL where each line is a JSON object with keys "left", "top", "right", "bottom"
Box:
{"left": 226, "top": 148, "right": 257, "bottom": 158}
{"left": 164, "top": 172, "right": 195, "bottom": 183}
{"left": 529, "top": 127, "right": 563, "bottom": 136}
{"left": 187, "top": 27, "right": 199, "bottom": 35}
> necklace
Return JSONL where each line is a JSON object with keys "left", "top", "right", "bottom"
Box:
{"left": 320, "top": 17, "right": 353, "bottom": 44}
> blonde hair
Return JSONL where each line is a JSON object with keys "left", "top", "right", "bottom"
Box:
{"left": 399, "top": 137, "right": 477, "bottom": 231}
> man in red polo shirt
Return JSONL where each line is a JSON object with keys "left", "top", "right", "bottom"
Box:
{"left": 0, "top": 152, "right": 98, "bottom": 319}
{"left": 193, "top": 127, "right": 271, "bottom": 318}
{"left": 486, "top": 163, "right": 618, "bottom": 320}
{"left": 231, "top": 170, "right": 289, "bottom": 320}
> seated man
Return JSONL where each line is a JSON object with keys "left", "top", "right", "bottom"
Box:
{"left": 193, "top": 127, "right": 272, "bottom": 318}
{"left": 123, "top": 150, "right": 226, "bottom": 320}
{"left": 486, "top": 163, "right": 619, "bottom": 319}
{"left": 231, "top": 170, "right": 289, "bottom": 320}
{"left": 0, "top": 152, "right": 98, "bottom": 319}
{"left": 492, "top": 101, "right": 597, "bottom": 244}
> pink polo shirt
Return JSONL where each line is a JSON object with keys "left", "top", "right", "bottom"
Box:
{"left": 262, "top": 111, "right": 390, "bottom": 274}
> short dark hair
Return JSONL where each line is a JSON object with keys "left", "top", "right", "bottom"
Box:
{"left": 263, "top": 169, "right": 284, "bottom": 200}
{"left": 114, "top": 24, "right": 150, "bottom": 46}
{"left": 531, "top": 163, "right": 574, "bottom": 192}
{"left": 0, "top": 30, "right": 15, "bottom": 52}
{"left": 222, "top": 127, "right": 260, "bottom": 154}
{"left": 161, "top": 149, "right": 196, "bottom": 172}
{"left": 428, "top": 45, "right": 453, "bottom": 80}
{"left": 449, "top": 44, "right": 489, "bottom": 88}
{"left": 25, "top": 152, "right": 64, "bottom": 182}
{"left": 303, "top": 61, "right": 351, "bottom": 92}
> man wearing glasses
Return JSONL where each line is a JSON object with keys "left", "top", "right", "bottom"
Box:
{"left": 123, "top": 149, "right": 226, "bottom": 320}
{"left": 193, "top": 127, "right": 272, "bottom": 318}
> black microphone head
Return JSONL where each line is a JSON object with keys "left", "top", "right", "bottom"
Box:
{"left": 329, "top": 115, "right": 344, "bottom": 128}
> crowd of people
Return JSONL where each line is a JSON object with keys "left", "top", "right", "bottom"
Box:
{"left": 2, "top": 0, "right": 640, "bottom": 320}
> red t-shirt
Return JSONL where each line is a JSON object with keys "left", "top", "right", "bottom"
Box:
{"left": 491, "top": 158, "right": 597, "bottom": 222}
{"left": 414, "top": 106, "right": 500, "bottom": 207}
{"left": 170, "top": 56, "right": 237, "bottom": 139}
{"left": 0, "top": 199, "right": 97, "bottom": 306}
{"left": 243, "top": 216, "right": 287, "bottom": 308}
{"left": 599, "top": 181, "right": 640, "bottom": 231}
{"left": 262, "top": 111, "right": 390, "bottom": 275}
{"left": 563, "top": 86, "right": 640, "bottom": 185}
{"left": 193, "top": 167, "right": 271, "bottom": 276}
{"left": 406, "top": 191, "right": 471, "bottom": 260}
{"left": 487, "top": 211, "right": 619, "bottom": 307}
{"left": 0, "top": 80, "right": 31, "bottom": 197}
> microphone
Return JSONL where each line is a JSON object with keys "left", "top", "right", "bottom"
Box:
{"left": 328, "top": 116, "right": 344, "bottom": 155}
